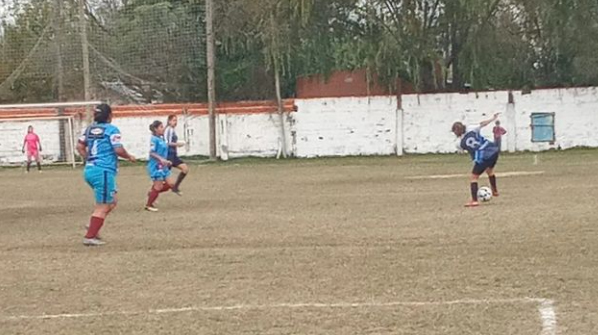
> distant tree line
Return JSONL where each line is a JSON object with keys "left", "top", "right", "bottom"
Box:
{"left": 1, "top": 0, "right": 597, "bottom": 103}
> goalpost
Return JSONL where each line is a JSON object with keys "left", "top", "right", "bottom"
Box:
{"left": 0, "top": 101, "right": 101, "bottom": 168}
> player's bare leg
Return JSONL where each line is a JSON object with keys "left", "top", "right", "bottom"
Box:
{"left": 26, "top": 154, "right": 32, "bottom": 173}
{"left": 465, "top": 174, "right": 480, "bottom": 207}
{"left": 35, "top": 153, "right": 42, "bottom": 172}
{"left": 486, "top": 168, "right": 499, "bottom": 196}
{"left": 172, "top": 163, "right": 189, "bottom": 195}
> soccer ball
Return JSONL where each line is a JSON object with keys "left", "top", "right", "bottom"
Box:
{"left": 477, "top": 186, "right": 493, "bottom": 202}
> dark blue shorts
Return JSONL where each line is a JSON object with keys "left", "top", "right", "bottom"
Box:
{"left": 472, "top": 153, "right": 499, "bottom": 176}
{"left": 168, "top": 152, "right": 184, "bottom": 168}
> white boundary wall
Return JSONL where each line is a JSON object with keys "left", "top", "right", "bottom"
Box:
{"left": 1, "top": 87, "right": 598, "bottom": 162}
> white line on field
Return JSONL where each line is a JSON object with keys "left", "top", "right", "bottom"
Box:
{"left": 2, "top": 297, "right": 557, "bottom": 334}
{"left": 406, "top": 171, "right": 545, "bottom": 180}
{"left": 539, "top": 299, "right": 557, "bottom": 335}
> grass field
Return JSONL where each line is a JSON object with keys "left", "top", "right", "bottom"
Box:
{"left": 1, "top": 151, "right": 597, "bottom": 334}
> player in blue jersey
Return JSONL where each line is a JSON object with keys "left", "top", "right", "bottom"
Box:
{"left": 145, "top": 120, "right": 176, "bottom": 212}
{"left": 165, "top": 115, "right": 189, "bottom": 195}
{"left": 452, "top": 113, "right": 501, "bottom": 207}
{"left": 76, "top": 104, "right": 136, "bottom": 246}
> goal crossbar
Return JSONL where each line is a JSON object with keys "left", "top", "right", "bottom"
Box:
{"left": 0, "top": 101, "right": 102, "bottom": 110}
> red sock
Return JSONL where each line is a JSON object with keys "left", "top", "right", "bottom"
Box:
{"left": 147, "top": 188, "right": 160, "bottom": 207}
{"left": 85, "top": 216, "right": 104, "bottom": 239}
{"left": 160, "top": 182, "right": 171, "bottom": 193}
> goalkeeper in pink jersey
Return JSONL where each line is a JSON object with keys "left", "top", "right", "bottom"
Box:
{"left": 22, "top": 125, "right": 42, "bottom": 173}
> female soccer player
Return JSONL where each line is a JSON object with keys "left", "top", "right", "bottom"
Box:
{"left": 145, "top": 120, "right": 176, "bottom": 212}
{"left": 164, "top": 115, "right": 189, "bottom": 195}
{"left": 451, "top": 113, "right": 501, "bottom": 208}
{"left": 76, "top": 104, "right": 136, "bottom": 246}
{"left": 22, "top": 125, "right": 42, "bottom": 173}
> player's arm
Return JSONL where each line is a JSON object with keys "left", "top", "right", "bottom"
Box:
{"left": 480, "top": 113, "right": 500, "bottom": 128}
{"left": 110, "top": 130, "right": 136, "bottom": 163}
{"left": 115, "top": 147, "right": 136, "bottom": 163}
{"left": 76, "top": 141, "right": 87, "bottom": 160}
{"left": 37, "top": 136, "right": 42, "bottom": 152}
{"left": 150, "top": 152, "right": 171, "bottom": 166}
{"left": 22, "top": 138, "right": 26, "bottom": 153}
{"left": 76, "top": 129, "right": 88, "bottom": 160}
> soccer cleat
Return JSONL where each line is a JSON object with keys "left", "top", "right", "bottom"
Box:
{"left": 147, "top": 191, "right": 159, "bottom": 205}
{"left": 172, "top": 188, "right": 183, "bottom": 196}
{"left": 84, "top": 224, "right": 102, "bottom": 240}
{"left": 83, "top": 238, "right": 106, "bottom": 246}
{"left": 145, "top": 205, "right": 159, "bottom": 212}
{"left": 464, "top": 201, "right": 480, "bottom": 208}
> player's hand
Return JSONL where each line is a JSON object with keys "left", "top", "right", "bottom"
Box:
{"left": 177, "top": 141, "right": 186, "bottom": 148}
{"left": 22, "top": 149, "right": 25, "bottom": 154}
{"left": 165, "top": 160, "right": 173, "bottom": 167}
{"left": 493, "top": 113, "right": 501, "bottom": 119}
{"left": 128, "top": 155, "right": 136, "bottom": 163}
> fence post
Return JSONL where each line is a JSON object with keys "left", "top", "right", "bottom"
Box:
{"left": 506, "top": 90, "right": 517, "bottom": 153}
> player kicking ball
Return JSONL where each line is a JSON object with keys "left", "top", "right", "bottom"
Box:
{"left": 451, "top": 113, "right": 501, "bottom": 207}
{"left": 145, "top": 120, "right": 176, "bottom": 212}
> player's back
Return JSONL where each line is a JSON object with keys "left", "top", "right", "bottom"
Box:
{"left": 460, "top": 126, "right": 498, "bottom": 163}
{"left": 82, "top": 123, "right": 120, "bottom": 172}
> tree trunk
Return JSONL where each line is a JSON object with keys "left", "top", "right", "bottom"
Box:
{"left": 273, "top": 57, "right": 288, "bottom": 158}
{"left": 79, "top": 0, "right": 92, "bottom": 121}
{"left": 54, "top": 0, "right": 66, "bottom": 162}
{"left": 206, "top": 0, "right": 217, "bottom": 159}
{"left": 53, "top": 0, "right": 64, "bottom": 101}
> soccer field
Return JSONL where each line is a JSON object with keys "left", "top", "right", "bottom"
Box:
{"left": 1, "top": 151, "right": 597, "bottom": 334}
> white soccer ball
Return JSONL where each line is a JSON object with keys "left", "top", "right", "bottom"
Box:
{"left": 478, "top": 186, "right": 493, "bottom": 202}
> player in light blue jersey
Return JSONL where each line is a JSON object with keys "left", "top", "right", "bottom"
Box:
{"left": 452, "top": 113, "right": 501, "bottom": 207}
{"left": 76, "top": 104, "right": 136, "bottom": 246}
{"left": 145, "top": 120, "right": 176, "bottom": 212}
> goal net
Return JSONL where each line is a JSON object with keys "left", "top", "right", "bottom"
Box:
{"left": 0, "top": 101, "right": 100, "bottom": 168}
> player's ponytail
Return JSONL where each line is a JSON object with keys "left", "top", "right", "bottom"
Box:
{"left": 149, "top": 120, "right": 163, "bottom": 134}
{"left": 94, "top": 104, "right": 112, "bottom": 123}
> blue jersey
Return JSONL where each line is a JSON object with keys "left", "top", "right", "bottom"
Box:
{"left": 460, "top": 125, "right": 499, "bottom": 163}
{"left": 148, "top": 135, "right": 169, "bottom": 172}
{"left": 79, "top": 123, "right": 122, "bottom": 172}
{"left": 164, "top": 126, "right": 178, "bottom": 156}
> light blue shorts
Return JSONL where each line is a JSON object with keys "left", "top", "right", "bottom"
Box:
{"left": 148, "top": 166, "right": 172, "bottom": 181}
{"left": 84, "top": 166, "right": 117, "bottom": 204}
